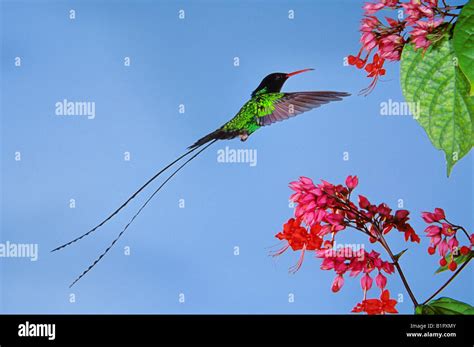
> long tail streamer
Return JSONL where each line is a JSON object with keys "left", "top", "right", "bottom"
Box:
{"left": 68, "top": 139, "right": 217, "bottom": 287}
{"left": 51, "top": 145, "right": 204, "bottom": 253}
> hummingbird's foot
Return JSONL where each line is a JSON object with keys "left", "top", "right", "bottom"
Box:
{"left": 239, "top": 133, "right": 249, "bottom": 142}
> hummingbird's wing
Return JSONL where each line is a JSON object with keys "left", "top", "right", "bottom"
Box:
{"left": 255, "top": 91, "right": 350, "bottom": 126}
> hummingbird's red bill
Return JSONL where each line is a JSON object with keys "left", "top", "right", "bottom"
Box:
{"left": 286, "top": 68, "right": 314, "bottom": 78}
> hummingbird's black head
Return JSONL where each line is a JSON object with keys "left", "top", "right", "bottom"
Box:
{"left": 251, "top": 68, "right": 314, "bottom": 97}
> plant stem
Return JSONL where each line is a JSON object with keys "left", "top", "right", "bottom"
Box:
{"left": 444, "top": 218, "right": 471, "bottom": 240}
{"left": 378, "top": 234, "right": 419, "bottom": 307}
{"left": 327, "top": 190, "right": 419, "bottom": 306}
{"left": 422, "top": 255, "right": 472, "bottom": 305}
{"left": 436, "top": 5, "right": 463, "bottom": 17}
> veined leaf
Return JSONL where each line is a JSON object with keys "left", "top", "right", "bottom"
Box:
{"left": 453, "top": 0, "right": 474, "bottom": 95}
{"left": 400, "top": 35, "right": 474, "bottom": 176}
{"left": 416, "top": 297, "right": 474, "bottom": 315}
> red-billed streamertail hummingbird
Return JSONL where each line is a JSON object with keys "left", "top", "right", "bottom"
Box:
{"left": 52, "top": 68, "right": 350, "bottom": 287}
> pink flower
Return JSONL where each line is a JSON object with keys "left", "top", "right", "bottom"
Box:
{"left": 433, "top": 208, "right": 445, "bottom": 220}
{"left": 421, "top": 212, "right": 436, "bottom": 223}
{"left": 382, "top": 261, "right": 395, "bottom": 274}
{"left": 447, "top": 237, "right": 459, "bottom": 252}
{"left": 300, "top": 176, "right": 314, "bottom": 186}
{"left": 377, "top": 203, "right": 392, "bottom": 218}
{"left": 421, "top": 207, "right": 446, "bottom": 223}
{"left": 425, "top": 225, "right": 442, "bottom": 248}
{"left": 361, "top": 31, "right": 378, "bottom": 51}
{"left": 410, "top": 18, "right": 444, "bottom": 51}
{"left": 325, "top": 213, "right": 345, "bottom": 226}
{"left": 425, "top": 225, "right": 441, "bottom": 236}
{"left": 376, "top": 272, "right": 387, "bottom": 289}
{"left": 363, "top": 1, "right": 385, "bottom": 15}
{"left": 361, "top": 273, "right": 373, "bottom": 291}
{"left": 378, "top": 34, "right": 405, "bottom": 61}
{"left": 394, "top": 209, "right": 409, "bottom": 221}
{"left": 360, "top": 16, "right": 381, "bottom": 32}
{"left": 384, "top": 0, "right": 398, "bottom": 6}
{"left": 441, "top": 223, "right": 455, "bottom": 236}
{"left": 345, "top": 175, "right": 359, "bottom": 190}
{"left": 438, "top": 239, "right": 448, "bottom": 257}
{"left": 417, "top": 4, "right": 435, "bottom": 17}
{"left": 363, "top": 0, "right": 398, "bottom": 15}
{"left": 386, "top": 17, "right": 401, "bottom": 28}
{"left": 401, "top": 0, "right": 436, "bottom": 25}
{"left": 314, "top": 209, "right": 327, "bottom": 223}
{"left": 290, "top": 177, "right": 318, "bottom": 227}
{"left": 358, "top": 195, "right": 371, "bottom": 209}
{"left": 332, "top": 275, "right": 345, "bottom": 293}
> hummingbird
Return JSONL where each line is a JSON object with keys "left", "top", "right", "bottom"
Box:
{"left": 53, "top": 68, "right": 350, "bottom": 287}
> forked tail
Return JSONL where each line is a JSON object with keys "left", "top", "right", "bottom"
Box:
{"left": 65, "top": 139, "right": 217, "bottom": 288}
{"left": 51, "top": 144, "right": 205, "bottom": 253}
{"left": 67, "top": 139, "right": 217, "bottom": 287}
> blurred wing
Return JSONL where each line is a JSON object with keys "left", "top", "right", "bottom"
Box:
{"left": 256, "top": 91, "right": 350, "bottom": 126}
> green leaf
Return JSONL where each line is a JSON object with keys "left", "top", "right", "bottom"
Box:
{"left": 416, "top": 297, "right": 474, "bottom": 315}
{"left": 435, "top": 251, "right": 473, "bottom": 274}
{"left": 400, "top": 35, "right": 474, "bottom": 176}
{"left": 453, "top": 0, "right": 474, "bottom": 95}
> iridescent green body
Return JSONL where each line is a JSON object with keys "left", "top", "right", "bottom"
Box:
{"left": 188, "top": 71, "right": 350, "bottom": 150}
{"left": 222, "top": 91, "right": 285, "bottom": 135}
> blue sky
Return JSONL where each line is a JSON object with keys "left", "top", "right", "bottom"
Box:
{"left": 1, "top": 0, "right": 472, "bottom": 314}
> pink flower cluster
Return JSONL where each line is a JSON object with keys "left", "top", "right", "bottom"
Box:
{"left": 402, "top": 0, "right": 439, "bottom": 25}
{"left": 317, "top": 248, "right": 394, "bottom": 297}
{"left": 273, "top": 174, "right": 472, "bottom": 314}
{"left": 288, "top": 175, "right": 420, "bottom": 245}
{"left": 423, "top": 208, "right": 473, "bottom": 271}
{"left": 273, "top": 175, "right": 425, "bottom": 314}
{"left": 349, "top": 0, "right": 454, "bottom": 94}
{"left": 410, "top": 18, "right": 444, "bottom": 50}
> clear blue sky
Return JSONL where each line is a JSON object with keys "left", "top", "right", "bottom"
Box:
{"left": 1, "top": 0, "right": 472, "bottom": 314}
